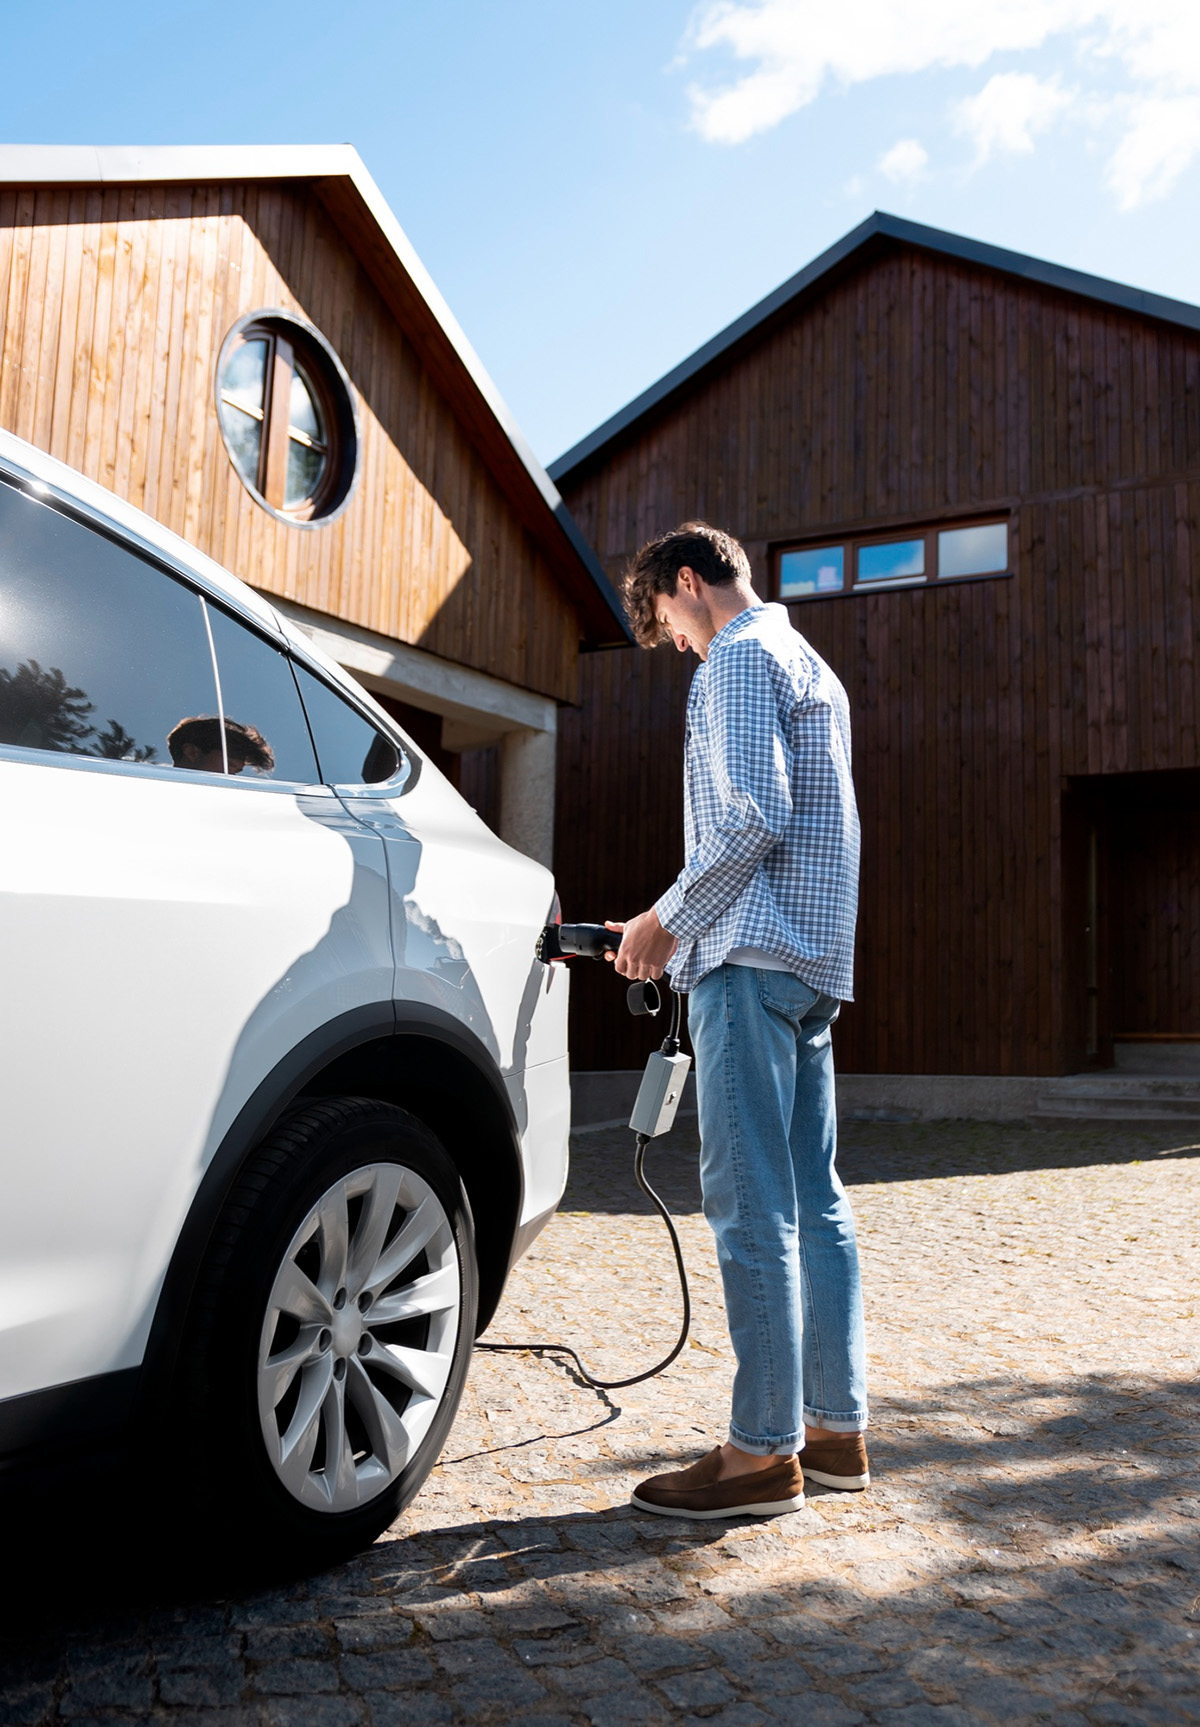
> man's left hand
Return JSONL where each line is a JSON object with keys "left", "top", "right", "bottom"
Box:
{"left": 604, "top": 908, "right": 677, "bottom": 981}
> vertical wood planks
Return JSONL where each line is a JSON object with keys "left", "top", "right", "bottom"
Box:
{"left": 556, "top": 241, "right": 1200, "bottom": 1074}
{"left": 0, "top": 177, "right": 582, "bottom": 705}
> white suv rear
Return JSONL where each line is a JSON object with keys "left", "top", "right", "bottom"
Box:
{"left": 0, "top": 430, "right": 569, "bottom": 1564}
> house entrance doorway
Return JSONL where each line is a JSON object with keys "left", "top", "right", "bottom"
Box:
{"left": 1065, "top": 770, "right": 1200, "bottom": 1070}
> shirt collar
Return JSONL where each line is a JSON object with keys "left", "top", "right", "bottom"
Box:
{"left": 707, "top": 601, "right": 767, "bottom": 659}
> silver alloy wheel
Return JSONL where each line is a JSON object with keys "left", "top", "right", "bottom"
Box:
{"left": 257, "top": 1162, "right": 461, "bottom": 1513}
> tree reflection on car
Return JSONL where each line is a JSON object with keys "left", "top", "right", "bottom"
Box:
{"left": 0, "top": 658, "right": 157, "bottom": 761}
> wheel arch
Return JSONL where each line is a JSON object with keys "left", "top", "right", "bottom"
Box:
{"left": 140, "top": 1003, "right": 523, "bottom": 1419}
{"left": 292, "top": 1013, "right": 524, "bottom": 1335}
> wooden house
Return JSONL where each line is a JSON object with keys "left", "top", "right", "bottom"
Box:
{"left": 550, "top": 213, "right": 1200, "bottom": 1078}
{"left": 0, "top": 145, "right": 628, "bottom": 866}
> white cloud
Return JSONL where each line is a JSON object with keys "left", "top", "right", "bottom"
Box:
{"left": 954, "top": 72, "right": 1074, "bottom": 161}
{"left": 1107, "top": 93, "right": 1200, "bottom": 206}
{"left": 684, "top": 0, "right": 1091, "bottom": 145}
{"left": 879, "top": 138, "right": 929, "bottom": 183}
{"left": 683, "top": 0, "right": 1200, "bottom": 207}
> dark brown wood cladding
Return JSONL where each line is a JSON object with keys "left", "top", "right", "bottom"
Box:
{"left": 555, "top": 243, "right": 1200, "bottom": 1075}
{"left": 0, "top": 180, "right": 580, "bottom": 704}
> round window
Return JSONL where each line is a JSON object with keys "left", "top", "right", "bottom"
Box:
{"left": 216, "top": 313, "right": 358, "bottom": 525}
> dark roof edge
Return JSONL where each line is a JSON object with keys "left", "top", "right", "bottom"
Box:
{"left": 549, "top": 210, "right": 1200, "bottom": 484}
{"left": 550, "top": 501, "right": 628, "bottom": 639}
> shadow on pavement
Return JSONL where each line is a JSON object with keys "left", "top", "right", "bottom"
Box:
{"left": 2, "top": 1115, "right": 1196, "bottom": 1725}
{"left": 0, "top": 1482, "right": 306, "bottom": 1633}
{"left": 563, "top": 1119, "right": 1200, "bottom": 1215}
{"left": 1, "top": 1368, "right": 1196, "bottom": 1718}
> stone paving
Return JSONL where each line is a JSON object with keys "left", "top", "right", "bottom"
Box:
{"left": 2, "top": 1118, "right": 1198, "bottom": 1726}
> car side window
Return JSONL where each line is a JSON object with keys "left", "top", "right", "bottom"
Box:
{"left": 0, "top": 481, "right": 219, "bottom": 768}
{"left": 292, "top": 663, "right": 402, "bottom": 787}
{"left": 204, "top": 604, "right": 319, "bottom": 784}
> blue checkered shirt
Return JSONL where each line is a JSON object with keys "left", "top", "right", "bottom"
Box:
{"left": 655, "top": 604, "right": 860, "bottom": 998}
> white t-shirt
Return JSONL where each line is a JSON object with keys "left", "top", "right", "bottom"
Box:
{"left": 725, "top": 945, "right": 791, "bottom": 973}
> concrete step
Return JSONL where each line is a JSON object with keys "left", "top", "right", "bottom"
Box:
{"left": 1033, "top": 1100, "right": 1200, "bottom": 1123}
{"left": 1033, "top": 1075, "right": 1200, "bottom": 1123}
{"left": 577, "top": 1069, "right": 1200, "bottom": 1131}
{"left": 1047, "top": 1075, "right": 1200, "bottom": 1100}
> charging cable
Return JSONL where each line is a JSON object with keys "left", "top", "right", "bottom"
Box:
{"left": 477, "top": 925, "right": 693, "bottom": 1390}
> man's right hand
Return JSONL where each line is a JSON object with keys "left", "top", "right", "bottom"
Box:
{"left": 603, "top": 909, "right": 677, "bottom": 981}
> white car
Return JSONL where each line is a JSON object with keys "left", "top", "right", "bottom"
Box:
{"left": 0, "top": 430, "right": 570, "bottom": 1564}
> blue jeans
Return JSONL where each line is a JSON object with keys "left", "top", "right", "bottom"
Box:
{"left": 687, "top": 963, "right": 868, "bottom": 1453}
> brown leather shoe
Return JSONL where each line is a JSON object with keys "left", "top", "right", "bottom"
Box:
{"left": 631, "top": 1446, "right": 805, "bottom": 1519}
{"left": 800, "top": 1432, "right": 870, "bottom": 1490}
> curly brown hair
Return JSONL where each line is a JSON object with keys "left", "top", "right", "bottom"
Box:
{"left": 622, "top": 521, "right": 752, "bottom": 647}
{"left": 167, "top": 715, "right": 275, "bottom": 771}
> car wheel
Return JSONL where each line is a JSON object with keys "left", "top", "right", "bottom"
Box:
{"left": 179, "top": 1096, "right": 477, "bottom": 1567}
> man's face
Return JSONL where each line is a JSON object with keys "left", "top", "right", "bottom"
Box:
{"left": 656, "top": 567, "right": 719, "bottom": 660}
{"left": 180, "top": 742, "right": 248, "bottom": 774}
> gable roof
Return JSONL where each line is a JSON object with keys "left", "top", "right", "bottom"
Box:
{"left": 549, "top": 209, "right": 1200, "bottom": 485}
{"left": 0, "top": 144, "right": 630, "bottom": 645}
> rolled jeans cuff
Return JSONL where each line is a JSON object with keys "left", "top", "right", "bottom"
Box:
{"left": 728, "top": 1423, "right": 803, "bottom": 1457}
{"left": 802, "top": 1409, "right": 870, "bottom": 1434}
{"left": 730, "top": 1410, "right": 870, "bottom": 1454}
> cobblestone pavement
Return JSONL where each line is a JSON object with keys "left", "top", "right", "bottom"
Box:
{"left": 3, "top": 1119, "right": 1198, "bottom": 1726}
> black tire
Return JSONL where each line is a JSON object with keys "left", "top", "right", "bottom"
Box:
{"left": 177, "top": 1096, "right": 477, "bottom": 1570}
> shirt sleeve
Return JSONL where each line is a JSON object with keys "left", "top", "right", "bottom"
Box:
{"left": 655, "top": 640, "right": 795, "bottom": 939}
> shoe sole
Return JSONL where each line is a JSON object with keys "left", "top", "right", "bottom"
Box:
{"left": 630, "top": 1491, "right": 806, "bottom": 1520}
{"left": 801, "top": 1467, "right": 870, "bottom": 1490}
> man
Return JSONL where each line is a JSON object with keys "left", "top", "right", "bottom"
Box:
{"left": 607, "top": 522, "right": 868, "bottom": 1520}
{"left": 167, "top": 715, "right": 275, "bottom": 775}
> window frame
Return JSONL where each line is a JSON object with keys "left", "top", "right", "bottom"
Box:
{"left": 199, "top": 595, "right": 325, "bottom": 787}
{"left": 290, "top": 659, "right": 417, "bottom": 798}
{"left": 215, "top": 310, "right": 360, "bottom": 530}
{"left": 774, "top": 515, "right": 1012, "bottom": 603}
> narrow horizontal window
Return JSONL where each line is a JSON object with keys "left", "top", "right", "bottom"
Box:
{"left": 857, "top": 538, "right": 925, "bottom": 583}
{"left": 780, "top": 544, "right": 844, "bottom": 599}
{"left": 775, "top": 515, "right": 1011, "bottom": 602}
{"left": 938, "top": 521, "right": 1008, "bottom": 579}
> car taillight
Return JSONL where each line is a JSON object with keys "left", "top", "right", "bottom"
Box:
{"left": 535, "top": 894, "right": 568, "bottom": 964}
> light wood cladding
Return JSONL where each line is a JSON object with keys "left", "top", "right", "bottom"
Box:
{"left": 556, "top": 242, "right": 1200, "bottom": 1075}
{"left": 0, "top": 180, "right": 578, "bottom": 703}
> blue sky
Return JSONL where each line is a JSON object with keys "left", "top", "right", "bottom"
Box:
{"left": 5, "top": 0, "right": 1200, "bottom": 466}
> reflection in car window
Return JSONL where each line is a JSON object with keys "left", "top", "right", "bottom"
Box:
{"left": 166, "top": 712, "right": 276, "bottom": 775}
{"left": 204, "top": 604, "right": 319, "bottom": 783}
{"left": 0, "top": 483, "right": 218, "bottom": 766}
{"left": 293, "top": 663, "right": 401, "bottom": 787}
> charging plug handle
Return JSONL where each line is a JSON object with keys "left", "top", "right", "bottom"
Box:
{"left": 536, "top": 922, "right": 622, "bottom": 962}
